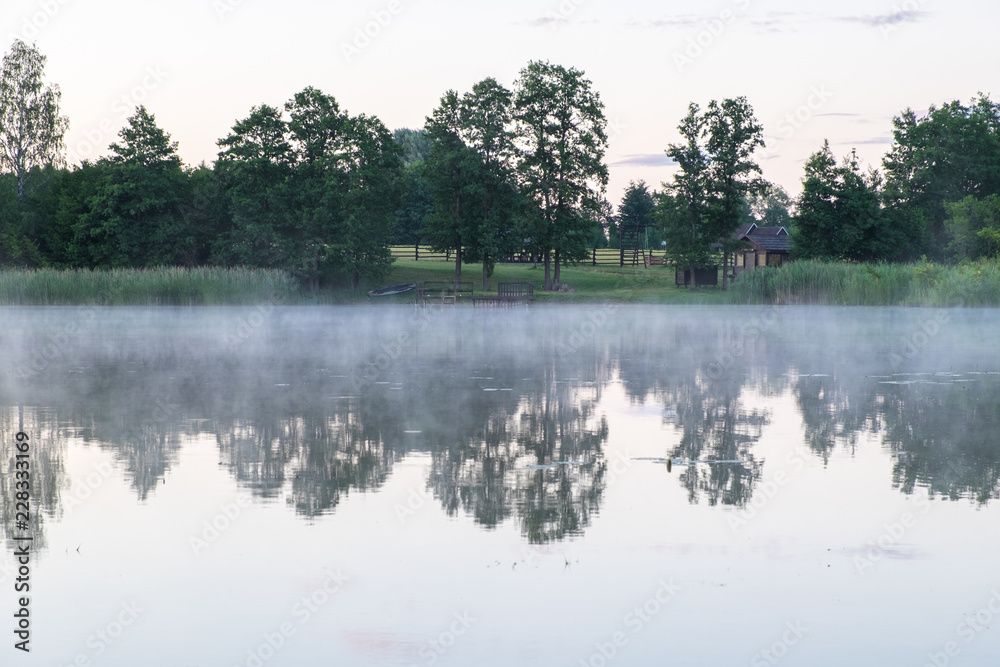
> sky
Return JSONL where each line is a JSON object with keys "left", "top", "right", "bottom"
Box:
{"left": 3, "top": 0, "right": 997, "bottom": 204}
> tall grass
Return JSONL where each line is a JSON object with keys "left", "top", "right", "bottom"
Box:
{"left": 732, "top": 259, "right": 1000, "bottom": 307}
{"left": 0, "top": 267, "right": 302, "bottom": 305}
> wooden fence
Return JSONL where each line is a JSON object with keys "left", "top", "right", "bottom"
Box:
{"left": 390, "top": 246, "right": 665, "bottom": 268}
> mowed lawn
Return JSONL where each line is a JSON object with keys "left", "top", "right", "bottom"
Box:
{"left": 385, "top": 258, "right": 731, "bottom": 304}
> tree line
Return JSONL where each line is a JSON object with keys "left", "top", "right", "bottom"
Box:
{"left": 1, "top": 39, "right": 998, "bottom": 292}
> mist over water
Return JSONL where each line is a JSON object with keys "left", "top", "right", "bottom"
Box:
{"left": 1, "top": 305, "right": 998, "bottom": 666}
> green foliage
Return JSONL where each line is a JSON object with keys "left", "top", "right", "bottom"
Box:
{"left": 514, "top": 61, "right": 608, "bottom": 289}
{"left": 214, "top": 89, "right": 403, "bottom": 289}
{"left": 794, "top": 142, "right": 892, "bottom": 262}
{"left": 658, "top": 98, "right": 765, "bottom": 285}
{"left": 0, "top": 40, "right": 69, "bottom": 201}
{"left": 882, "top": 95, "right": 1000, "bottom": 258}
{"left": 944, "top": 194, "right": 1000, "bottom": 260}
{"left": 618, "top": 180, "right": 656, "bottom": 231}
{"left": 749, "top": 183, "right": 792, "bottom": 228}
{"left": 392, "top": 128, "right": 430, "bottom": 166}
{"left": 0, "top": 266, "right": 300, "bottom": 305}
{"left": 74, "top": 106, "right": 194, "bottom": 267}
{"left": 732, "top": 258, "right": 1000, "bottom": 307}
{"left": 423, "top": 79, "right": 525, "bottom": 288}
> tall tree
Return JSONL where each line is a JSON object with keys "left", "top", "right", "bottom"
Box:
{"left": 422, "top": 90, "right": 481, "bottom": 285}
{"left": 703, "top": 98, "right": 766, "bottom": 289}
{"left": 659, "top": 99, "right": 765, "bottom": 288}
{"left": 423, "top": 80, "right": 524, "bottom": 289}
{"left": 659, "top": 104, "right": 713, "bottom": 287}
{"left": 514, "top": 61, "right": 608, "bottom": 290}
{"left": 617, "top": 180, "right": 657, "bottom": 253}
{"left": 215, "top": 89, "right": 402, "bottom": 289}
{"left": 882, "top": 95, "right": 1000, "bottom": 260}
{"left": 793, "top": 142, "right": 887, "bottom": 262}
{"left": 212, "top": 104, "right": 295, "bottom": 270}
{"left": 749, "top": 183, "right": 793, "bottom": 228}
{"left": 75, "top": 107, "right": 193, "bottom": 267}
{"left": 391, "top": 128, "right": 434, "bottom": 246}
{"left": 0, "top": 40, "right": 68, "bottom": 202}
{"left": 944, "top": 194, "right": 1000, "bottom": 261}
{"left": 335, "top": 113, "right": 403, "bottom": 289}
{"left": 460, "top": 78, "right": 523, "bottom": 291}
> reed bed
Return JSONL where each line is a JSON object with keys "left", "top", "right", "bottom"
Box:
{"left": 732, "top": 259, "right": 1000, "bottom": 307}
{"left": 0, "top": 267, "right": 302, "bottom": 305}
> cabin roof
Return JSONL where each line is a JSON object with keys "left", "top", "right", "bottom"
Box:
{"left": 749, "top": 226, "right": 788, "bottom": 237}
{"left": 746, "top": 234, "right": 792, "bottom": 252}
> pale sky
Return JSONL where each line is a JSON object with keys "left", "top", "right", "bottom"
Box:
{"left": 4, "top": 0, "right": 997, "bottom": 204}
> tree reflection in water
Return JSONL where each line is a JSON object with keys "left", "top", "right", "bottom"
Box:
{"left": 2, "top": 307, "right": 999, "bottom": 551}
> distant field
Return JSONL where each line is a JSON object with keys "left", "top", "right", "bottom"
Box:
{"left": 385, "top": 258, "right": 730, "bottom": 304}
{"left": 4, "top": 258, "right": 988, "bottom": 307}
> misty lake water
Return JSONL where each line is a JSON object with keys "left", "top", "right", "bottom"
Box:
{"left": 1, "top": 304, "right": 999, "bottom": 667}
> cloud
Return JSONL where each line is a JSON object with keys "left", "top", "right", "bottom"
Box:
{"left": 814, "top": 113, "right": 861, "bottom": 117}
{"left": 838, "top": 136, "right": 894, "bottom": 146}
{"left": 519, "top": 16, "right": 568, "bottom": 27}
{"left": 839, "top": 9, "right": 929, "bottom": 27}
{"left": 633, "top": 16, "right": 703, "bottom": 28}
{"left": 613, "top": 154, "right": 677, "bottom": 167}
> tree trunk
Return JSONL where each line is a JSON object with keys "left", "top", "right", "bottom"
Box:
{"left": 554, "top": 249, "right": 561, "bottom": 287}
{"left": 544, "top": 252, "right": 552, "bottom": 290}
{"left": 454, "top": 243, "right": 462, "bottom": 285}
{"left": 482, "top": 260, "right": 490, "bottom": 292}
{"left": 722, "top": 251, "right": 729, "bottom": 291}
{"left": 689, "top": 263, "right": 697, "bottom": 289}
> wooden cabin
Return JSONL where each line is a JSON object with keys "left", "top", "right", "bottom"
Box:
{"left": 732, "top": 224, "right": 791, "bottom": 276}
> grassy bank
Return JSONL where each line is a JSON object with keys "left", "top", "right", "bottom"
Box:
{"left": 387, "top": 259, "right": 728, "bottom": 304}
{"left": 732, "top": 259, "right": 1000, "bottom": 307}
{"left": 0, "top": 262, "right": 726, "bottom": 305}
{"left": 0, "top": 267, "right": 302, "bottom": 305}
{"left": 3, "top": 259, "right": 995, "bottom": 307}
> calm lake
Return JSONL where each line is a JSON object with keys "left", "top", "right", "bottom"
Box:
{"left": 1, "top": 305, "right": 999, "bottom": 667}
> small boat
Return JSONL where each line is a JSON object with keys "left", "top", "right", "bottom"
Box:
{"left": 367, "top": 283, "right": 416, "bottom": 298}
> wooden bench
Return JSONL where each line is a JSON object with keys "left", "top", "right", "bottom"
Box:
{"left": 415, "top": 281, "right": 473, "bottom": 305}
{"left": 473, "top": 282, "right": 534, "bottom": 307}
